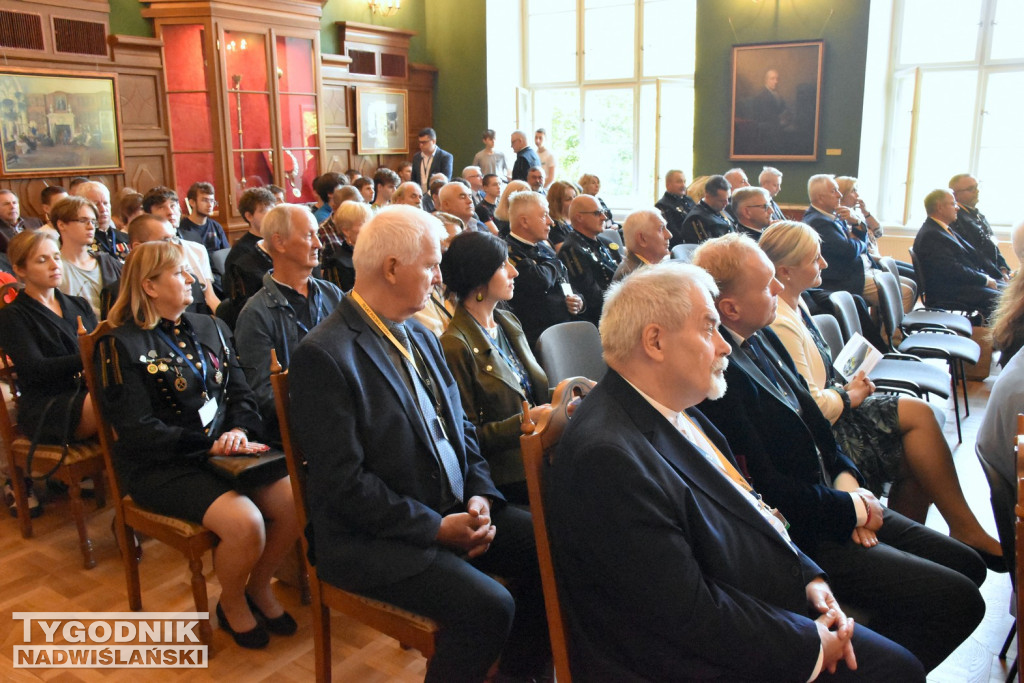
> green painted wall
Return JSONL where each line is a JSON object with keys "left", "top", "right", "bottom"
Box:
{"left": 320, "top": 0, "right": 429, "bottom": 62}
{"left": 694, "top": 0, "right": 870, "bottom": 205}
{"left": 108, "top": 0, "right": 152, "bottom": 37}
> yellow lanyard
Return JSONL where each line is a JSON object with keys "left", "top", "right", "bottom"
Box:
{"left": 679, "top": 413, "right": 753, "bottom": 493}
{"left": 350, "top": 290, "right": 414, "bottom": 365}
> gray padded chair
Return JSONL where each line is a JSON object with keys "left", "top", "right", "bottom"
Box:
{"left": 878, "top": 256, "right": 971, "bottom": 337}
{"left": 534, "top": 321, "right": 607, "bottom": 390}
{"left": 671, "top": 243, "right": 699, "bottom": 262}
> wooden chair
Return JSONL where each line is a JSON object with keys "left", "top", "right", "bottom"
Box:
{"left": 0, "top": 291, "right": 106, "bottom": 569}
{"left": 79, "top": 320, "right": 217, "bottom": 644}
{"left": 270, "top": 351, "right": 439, "bottom": 683}
{"left": 520, "top": 375, "right": 597, "bottom": 683}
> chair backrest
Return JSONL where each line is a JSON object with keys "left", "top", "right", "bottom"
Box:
{"left": 534, "top": 321, "right": 606, "bottom": 388}
{"left": 208, "top": 248, "right": 231, "bottom": 279}
{"left": 521, "top": 376, "right": 595, "bottom": 683}
{"left": 908, "top": 248, "right": 928, "bottom": 304}
{"left": 873, "top": 271, "right": 905, "bottom": 351}
{"left": 826, "top": 290, "right": 862, "bottom": 342}
{"left": 269, "top": 352, "right": 312, "bottom": 543}
{"left": 977, "top": 444, "right": 1015, "bottom": 578}
{"left": 0, "top": 280, "right": 22, "bottom": 306}
{"left": 671, "top": 243, "right": 698, "bottom": 262}
{"left": 812, "top": 313, "right": 845, "bottom": 359}
{"left": 78, "top": 319, "right": 127, "bottom": 504}
{"left": 0, "top": 340, "right": 22, "bottom": 450}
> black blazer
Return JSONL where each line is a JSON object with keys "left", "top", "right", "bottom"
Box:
{"left": 410, "top": 147, "right": 454, "bottom": 187}
{"left": 696, "top": 326, "right": 863, "bottom": 553}
{"left": 549, "top": 369, "right": 824, "bottom": 681}
{"left": 0, "top": 289, "right": 96, "bottom": 437}
{"left": 288, "top": 296, "right": 502, "bottom": 591}
{"left": 913, "top": 217, "right": 1002, "bottom": 305}
{"left": 802, "top": 206, "right": 873, "bottom": 295}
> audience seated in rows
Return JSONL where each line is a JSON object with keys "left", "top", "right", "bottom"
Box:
{"left": 560, "top": 193, "right": 620, "bottom": 325}
{"left": 655, "top": 169, "right": 696, "bottom": 242}
{"left": 179, "top": 181, "right": 229, "bottom": 255}
{"left": 678, "top": 174, "right": 736, "bottom": 245}
{"left": 54, "top": 196, "right": 122, "bottom": 317}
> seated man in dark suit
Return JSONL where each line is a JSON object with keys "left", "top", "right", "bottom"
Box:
{"left": 549, "top": 261, "right": 926, "bottom": 681}
{"left": 913, "top": 188, "right": 1005, "bottom": 319}
{"left": 505, "top": 190, "right": 583, "bottom": 346}
{"left": 731, "top": 185, "right": 774, "bottom": 241}
{"left": 949, "top": 173, "right": 1010, "bottom": 277}
{"left": 802, "top": 174, "right": 882, "bottom": 305}
{"left": 289, "top": 206, "right": 550, "bottom": 683}
{"left": 692, "top": 234, "right": 986, "bottom": 673}
{"left": 677, "top": 174, "right": 736, "bottom": 246}
{"left": 654, "top": 169, "right": 695, "bottom": 244}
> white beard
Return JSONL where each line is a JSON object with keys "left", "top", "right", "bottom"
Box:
{"left": 706, "top": 356, "right": 730, "bottom": 400}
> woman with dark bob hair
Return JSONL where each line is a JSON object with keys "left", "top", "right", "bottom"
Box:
{"left": 95, "top": 241, "right": 300, "bottom": 649}
{"left": 439, "top": 231, "right": 551, "bottom": 504}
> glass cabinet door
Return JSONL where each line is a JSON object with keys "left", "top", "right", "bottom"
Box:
{"left": 275, "top": 35, "right": 319, "bottom": 203}
{"left": 164, "top": 23, "right": 216, "bottom": 202}
{"left": 224, "top": 30, "right": 273, "bottom": 200}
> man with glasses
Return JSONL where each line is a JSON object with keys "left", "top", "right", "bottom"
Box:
{"left": 73, "top": 181, "right": 129, "bottom": 262}
{"left": 561, "top": 194, "right": 621, "bottom": 325}
{"left": 949, "top": 173, "right": 1010, "bottom": 278}
{"left": 460, "top": 165, "right": 485, "bottom": 207}
{"left": 179, "top": 181, "right": 229, "bottom": 255}
{"left": 143, "top": 186, "right": 220, "bottom": 313}
{"left": 732, "top": 186, "right": 775, "bottom": 241}
{"left": 410, "top": 127, "right": 454, "bottom": 191}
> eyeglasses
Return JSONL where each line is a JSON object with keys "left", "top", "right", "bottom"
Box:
{"left": 161, "top": 235, "right": 182, "bottom": 245}
{"left": 69, "top": 218, "right": 98, "bottom": 227}
{"left": 580, "top": 210, "right": 606, "bottom": 217}
{"left": 747, "top": 204, "right": 772, "bottom": 211}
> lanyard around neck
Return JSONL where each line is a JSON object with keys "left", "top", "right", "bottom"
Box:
{"left": 351, "top": 290, "right": 414, "bottom": 365}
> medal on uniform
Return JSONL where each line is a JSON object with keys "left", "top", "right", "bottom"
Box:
{"left": 146, "top": 363, "right": 158, "bottom": 374}
{"left": 174, "top": 376, "right": 188, "bottom": 392}
{"left": 158, "top": 363, "right": 169, "bottom": 372}
{"left": 214, "top": 369, "right": 223, "bottom": 384}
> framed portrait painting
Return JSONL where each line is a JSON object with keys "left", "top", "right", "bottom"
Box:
{"left": 730, "top": 40, "right": 824, "bottom": 161}
{"left": 356, "top": 86, "right": 408, "bottom": 155}
{"left": 0, "top": 68, "right": 124, "bottom": 178}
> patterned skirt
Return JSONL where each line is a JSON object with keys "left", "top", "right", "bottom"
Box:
{"left": 831, "top": 393, "right": 903, "bottom": 494}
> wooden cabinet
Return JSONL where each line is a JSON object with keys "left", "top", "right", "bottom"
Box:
{"left": 145, "top": 0, "right": 324, "bottom": 237}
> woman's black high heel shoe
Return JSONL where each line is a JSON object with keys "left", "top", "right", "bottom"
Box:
{"left": 216, "top": 602, "right": 269, "bottom": 649}
{"left": 246, "top": 594, "right": 297, "bottom": 636}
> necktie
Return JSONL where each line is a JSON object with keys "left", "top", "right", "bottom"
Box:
{"left": 392, "top": 323, "right": 465, "bottom": 502}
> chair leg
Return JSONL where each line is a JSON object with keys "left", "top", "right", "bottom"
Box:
{"left": 66, "top": 477, "right": 96, "bottom": 570}
{"left": 296, "top": 544, "right": 312, "bottom": 605}
{"left": 312, "top": 599, "right": 332, "bottom": 683}
{"left": 949, "top": 365, "right": 963, "bottom": 443}
{"left": 116, "top": 519, "right": 144, "bottom": 611}
{"left": 1006, "top": 659, "right": 1017, "bottom": 683}
{"left": 1000, "top": 621, "right": 1016, "bottom": 658}
{"left": 187, "top": 553, "right": 212, "bottom": 645}
{"left": 10, "top": 466, "right": 33, "bottom": 539}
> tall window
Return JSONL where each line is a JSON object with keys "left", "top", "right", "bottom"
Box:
{"left": 880, "top": 0, "right": 1024, "bottom": 228}
{"left": 525, "top": 0, "right": 696, "bottom": 210}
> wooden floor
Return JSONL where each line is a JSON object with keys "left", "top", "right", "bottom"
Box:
{"left": 0, "top": 370, "right": 1017, "bottom": 681}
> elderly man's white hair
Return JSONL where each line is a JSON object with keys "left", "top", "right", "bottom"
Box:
{"left": 352, "top": 205, "right": 445, "bottom": 275}
{"left": 621, "top": 208, "right": 665, "bottom": 250}
{"left": 759, "top": 166, "right": 782, "bottom": 184}
{"left": 73, "top": 180, "right": 110, "bottom": 200}
{"left": 806, "top": 173, "right": 836, "bottom": 202}
{"left": 600, "top": 261, "right": 718, "bottom": 367}
{"left": 508, "top": 190, "right": 548, "bottom": 224}
{"left": 261, "top": 203, "right": 315, "bottom": 242}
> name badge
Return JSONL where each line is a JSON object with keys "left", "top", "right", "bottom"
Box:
{"left": 560, "top": 282, "right": 574, "bottom": 297}
{"left": 199, "top": 397, "right": 219, "bottom": 427}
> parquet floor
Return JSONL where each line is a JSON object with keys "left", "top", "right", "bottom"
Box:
{"left": 0, "top": 372, "right": 1017, "bottom": 681}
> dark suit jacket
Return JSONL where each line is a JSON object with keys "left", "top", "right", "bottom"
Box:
{"left": 410, "top": 146, "right": 454, "bottom": 187}
{"left": 440, "top": 306, "right": 549, "bottom": 487}
{"left": 549, "top": 369, "right": 824, "bottom": 681}
{"left": 696, "top": 327, "right": 863, "bottom": 553}
{"left": 914, "top": 217, "right": 1002, "bottom": 308}
{"left": 950, "top": 205, "right": 1008, "bottom": 274}
{"left": 677, "top": 200, "right": 735, "bottom": 246}
{"left": 655, "top": 191, "right": 695, "bottom": 246}
{"left": 802, "top": 206, "right": 873, "bottom": 295}
{"left": 288, "top": 296, "right": 502, "bottom": 591}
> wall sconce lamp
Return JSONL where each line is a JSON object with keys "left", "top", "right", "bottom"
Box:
{"left": 368, "top": 0, "right": 401, "bottom": 17}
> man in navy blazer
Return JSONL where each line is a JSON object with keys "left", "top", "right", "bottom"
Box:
{"left": 289, "top": 206, "right": 549, "bottom": 683}
{"left": 410, "top": 127, "right": 454, "bottom": 191}
{"left": 549, "top": 262, "right": 926, "bottom": 681}
{"left": 802, "top": 174, "right": 881, "bottom": 303}
{"left": 913, "top": 188, "right": 1005, "bottom": 319}
{"left": 692, "top": 234, "right": 986, "bottom": 673}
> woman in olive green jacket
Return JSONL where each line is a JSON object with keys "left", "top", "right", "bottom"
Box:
{"left": 440, "top": 231, "right": 551, "bottom": 505}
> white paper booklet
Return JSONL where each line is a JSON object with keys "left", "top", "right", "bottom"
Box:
{"left": 832, "top": 332, "right": 883, "bottom": 381}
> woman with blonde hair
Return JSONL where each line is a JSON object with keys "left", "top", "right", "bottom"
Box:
{"left": 97, "top": 241, "right": 300, "bottom": 648}
{"left": 493, "top": 179, "right": 530, "bottom": 237}
{"left": 578, "top": 173, "right": 616, "bottom": 229}
{"left": 990, "top": 273, "right": 1024, "bottom": 364}
{"left": 545, "top": 180, "right": 578, "bottom": 251}
{"left": 686, "top": 175, "right": 710, "bottom": 203}
{"left": 760, "top": 220, "right": 1003, "bottom": 565}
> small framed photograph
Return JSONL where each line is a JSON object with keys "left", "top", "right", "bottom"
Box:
{"left": 356, "top": 86, "right": 408, "bottom": 155}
